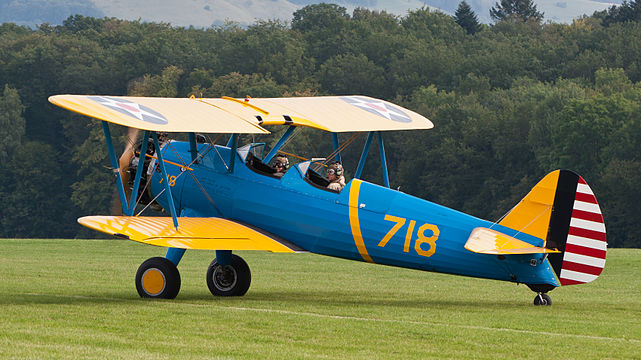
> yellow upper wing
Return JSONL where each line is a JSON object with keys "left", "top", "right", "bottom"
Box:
{"left": 49, "top": 95, "right": 269, "bottom": 134}
{"left": 78, "top": 216, "right": 302, "bottom": 253}
{"left": 49, "top": 94, "right": 432, "bottom": 133}
{"left": 201, "top": 96, "right": 434, "bottom": 132}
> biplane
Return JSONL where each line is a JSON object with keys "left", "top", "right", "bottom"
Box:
{"left": 49, "top": 94, "right": 607, "bottom": 305}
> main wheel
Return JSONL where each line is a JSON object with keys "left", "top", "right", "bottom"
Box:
{"left": 135, "top": 257, "right": 181, "bottom": 299}
{"left": 206, "top": 254, "right": 251, "bottom": 297}
{"left": 533, "top": 293, "right": 552, "bottom": 306}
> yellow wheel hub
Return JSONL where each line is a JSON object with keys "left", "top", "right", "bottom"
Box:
{"left": 141, "top": 268, "right": 165, "bottom": 295}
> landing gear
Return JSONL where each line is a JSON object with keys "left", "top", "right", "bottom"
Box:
{"left": 533, "top": 293, "right": 552, "bottom": 306}
{"left": 135, "top": 257, "right": 181, "bottom": 299}
{"left": 206, "top": 254, "right": 251, "bottom": 296}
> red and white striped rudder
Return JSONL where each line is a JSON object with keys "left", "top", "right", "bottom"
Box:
{"left": 559, "top": 176, "right": 607, "bottom": 285}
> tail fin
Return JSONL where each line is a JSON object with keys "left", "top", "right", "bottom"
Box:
{"left": 499, "top": 170, "right": 607, "bottom": 286}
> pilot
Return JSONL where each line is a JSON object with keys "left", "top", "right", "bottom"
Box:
{"left": 327, "top": 161, "right": 346, "bottom": 191}
{"left": 272, "top": 154, "right": 289, "bottom": 178}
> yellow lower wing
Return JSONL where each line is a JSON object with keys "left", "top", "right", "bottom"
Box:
{"left": 464, "top": 227, "right": 560, "bottom": 255}
{"left": 78, "top": 216, "right": 301, "bottom": 253}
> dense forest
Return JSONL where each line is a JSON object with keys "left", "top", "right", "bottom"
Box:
{"left": 1, "top": 1, "right": 641, "bottom": 247}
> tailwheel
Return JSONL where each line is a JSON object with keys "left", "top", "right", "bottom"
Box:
{"left": 533, "top": 293, "right": 552, "bottom": 306}
{"left": 135, "top": 257, "right": 181, "bottom": 299}
{"left": 206, "top": 254, "right": 251, "bottom": 297}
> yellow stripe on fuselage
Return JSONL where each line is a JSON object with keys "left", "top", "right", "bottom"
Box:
{"left": 348, "top": 180, "right": 374, "bottom": 263}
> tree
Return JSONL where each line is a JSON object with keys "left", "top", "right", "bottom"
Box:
{"left": 601, "top": 0, "right": 641, "bottom": 26}
{"left": 200, "top": 72, "right": 283, "bottom": 98}
{"left": 291, "top": 4, "right": 352, "bottom": 63}
{"left": 0, "top": 141, "right": 73, "bottom": 238}
{"left": 317, "top": 53, "right": 386, "bottom": 97}
{"left": 0, "top": 85, "right": 25, "bottom": 163}
{"left": 455, "top": 1, "right": 482, "bottom": 35}
{"left": 128, "top": 65, "right": 184, "bottom": 97}
{"left": 490, "top": 0, "right": 544, "bottom": 22}
{"left": 291, "top": 3, "right": 350, "bottom": 34}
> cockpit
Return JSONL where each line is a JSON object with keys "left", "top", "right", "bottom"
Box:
{"left": 240, "top": 142, "right": 343, "bottom": 192}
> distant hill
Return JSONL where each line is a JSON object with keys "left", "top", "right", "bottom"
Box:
{"left": 0, "top": 0, "right": 624, "bottom": 28}
{"left": 0, "top": 0, "right": 103, "bottom": 27}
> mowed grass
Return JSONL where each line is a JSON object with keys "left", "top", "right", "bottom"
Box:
{"left": 0, "top": 239, "right": 639, "bottom": 359}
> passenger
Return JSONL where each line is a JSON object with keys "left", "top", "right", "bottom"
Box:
{"left": 327, "top": 162, "right": 346, "bottom": 191}
{"left": 272, "top": 154, "right": 289, "bottom": 178}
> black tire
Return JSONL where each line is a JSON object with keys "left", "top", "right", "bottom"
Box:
{"left": 533, "top": 293, "right": 552, "bottom": 306}
{"left": 206, "top": 254, "right": 251, "bottom": 296}
{"left": 135, "top": 257, "right": 181, "bottom": 299}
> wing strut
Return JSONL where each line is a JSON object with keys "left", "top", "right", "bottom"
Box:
{"left": 101, "top": 123, "right": 157, "bottom": 217}
{"left": 153, "top": 132, "right": 179, "bottom": 229}
{"left": 264, "top": 125, "right": 296, "bottom": 164}
{"left": 102, "top": 121, "right": 130, "bottom": 214}
{"left": 378, "top": 132, "right": 390, "bottom": 188}
{"left": 188, "top": 132, "right": 198, "bottom": 162}
{"left": 227, "top": 134, "right": 238, "bottom": 172}
{"left": 332, "top": 133, "right": 342, "bottom": 163}
{"left": 354, "top": 131, "right": 374, "bottom": 179}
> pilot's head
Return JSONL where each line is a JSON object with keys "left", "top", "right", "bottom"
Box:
{"left": 273, "top": 155, "right": 289, "bottom": 172}
{"left": 327, "top": 161, "right": 343, "bottom": 180}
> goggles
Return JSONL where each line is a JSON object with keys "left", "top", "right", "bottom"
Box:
{"left": 326, "top": 169, "right": 336, "bottom": 175}
{"left": 274, "top": 161, "right": 288, "bottom": 169}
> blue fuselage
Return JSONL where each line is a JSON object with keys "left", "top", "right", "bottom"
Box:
{"left": 150, "top": 141, "right": 559, "bottom": 288}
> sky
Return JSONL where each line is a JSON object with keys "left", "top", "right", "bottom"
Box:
{"left": 0, "top": 0, "right": 624, "bottom": 28}
{"left": 89, "top": 0, "right": 620, "bottom": 27}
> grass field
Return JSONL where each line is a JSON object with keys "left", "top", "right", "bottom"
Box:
{"left": 0, "top": 239, "right": 639, "bottom": 359}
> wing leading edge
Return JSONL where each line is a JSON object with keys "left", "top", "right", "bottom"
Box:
{"left": 78, "top": 216, "right": 303, "bottom": 253}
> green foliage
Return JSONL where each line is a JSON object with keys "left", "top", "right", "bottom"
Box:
{"left": 2, "top": 9, "right": 641, "bottom": 247}
{"left": 292, "top": 3, "right": 352, "bottom": 63}
{"left": 490, "top": 0, "right": 544, "bottom": 23}
{"left": 318, "top": 53, "right": 386, "bottom": 97}
{"left": 128, "top": 65, "right": 184, "bottom": 97}
{"left": 200, "top": 72, "right": 284, "bottom": 98}
{"left": 0, "top": 141, "right": 74, "bottom": 238}
{"left": 0, "top": 85, "right": 25, "bottom": 163}
{"left": 602, "top": 0, "right": 641, "bottom": 27}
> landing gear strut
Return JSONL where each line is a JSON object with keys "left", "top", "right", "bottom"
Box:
{"left": 533, "top": 293, "right": 552, "bottom": 306}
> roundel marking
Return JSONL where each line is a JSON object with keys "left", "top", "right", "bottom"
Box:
{"left": 341, "top": 96, "right": 412, "bottom": 123}
{"left": 89, "top": 96, "right": 168, "bottom": 125}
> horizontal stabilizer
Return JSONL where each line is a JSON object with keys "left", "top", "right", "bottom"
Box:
{"left": 78, "top": 216, "right": 303, "bottom": 253}
{"left": 464, "top": 227, "right": 560, "bottom": 255}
